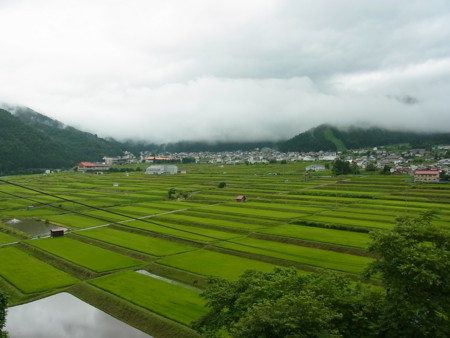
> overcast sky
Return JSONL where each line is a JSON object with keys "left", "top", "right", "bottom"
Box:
{"left": 1, "top": 0, "right": 449, "bottom": 143}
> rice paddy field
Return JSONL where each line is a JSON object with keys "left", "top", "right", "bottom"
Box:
{"left": 1, "top": 162, "right": 449, "bottom": 336}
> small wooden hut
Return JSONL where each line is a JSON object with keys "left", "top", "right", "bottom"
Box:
{"left": 235, "top": 195, "right": 247, "bottom": 202}
{"left": 50, "top": 228, "right": 65, "bottom": 237}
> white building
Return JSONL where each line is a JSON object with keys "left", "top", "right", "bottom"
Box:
{"left": 144, "top": 165, "right": 178, "bottom": 175}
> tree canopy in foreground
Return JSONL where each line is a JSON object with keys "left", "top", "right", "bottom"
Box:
{"left": 194, "top": 212, "right": 450, "bottom": 337}
{"left": 0, "top": 290, "right": 7, "bottom": 338}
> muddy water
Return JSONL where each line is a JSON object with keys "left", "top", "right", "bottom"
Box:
{"left": 5, "top": 292, "right": 152, "bottom": 338}
{"left": 4, "top": 218, "right": 62, "bottom": 237}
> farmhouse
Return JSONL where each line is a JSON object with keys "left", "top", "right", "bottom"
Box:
{"left": 50, "top": 228, "right": 65, "bottom": 237}
{"left": 414, "top": 169, "right": 440, "bottom": 182}
{"left": 77, "top": 162, "right": 110, "bottom": 173}
{"left": 236, "top": 195, "right": 247, "bottom": 202}
{"left": 144, "top": 165, "right": 178, "bottom": 175}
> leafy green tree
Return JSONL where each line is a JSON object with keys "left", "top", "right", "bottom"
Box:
{"left": 380, "top": 165, "right": 391, "bottom": 175}
{"left": 194, "top": 268, "right": 383, "bottom": 337}
{"left": 332, "top": 159, "right": 351, "bottom": 176}
{"left": 365, "top": 211, "right": 450, "bottom": 337}
{"left": 182, "top": 157, "right": 196, "bottom": 164}
{"left": 350, "top": 162, "right": 360, "bottom": 174}
{"left": 0, "top": 290, "right": 7, "bottom": 337}
{"left": 168, "top": 188, "right": 177, "bottom": 200}
{"left": 365, "top": 162, "right": 377, "bottom": 172}
{"left": 440, "top": 170, "right": 449, "bottom": 181}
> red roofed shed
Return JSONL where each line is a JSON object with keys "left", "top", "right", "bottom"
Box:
{"left": 236, "top": 195, "right": 247, "bottom": 202}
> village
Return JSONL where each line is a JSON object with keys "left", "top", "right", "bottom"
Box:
{"left": 72, "top": 145, "right": 450, "bottom": 183}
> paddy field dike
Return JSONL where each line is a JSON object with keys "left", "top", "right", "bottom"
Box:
{"left": 1, "top": 162, "right": 449, "bottom": 337}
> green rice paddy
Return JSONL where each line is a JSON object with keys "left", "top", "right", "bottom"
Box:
{"left": 90, "top": 270, "right": 207, "bottom": 325}
{"left": 76, "top": 227, "right": 196, "bottom": 256}
{"left": 156, "top": 249, "right": 277, "bottom": 280}
{"left": 27, "top": 237, "right": 143, "bottom": 272}
{"left": 1, "top": 162, "right": 449, "bottom": 335}
{"left": 0, "top": 245, "right": 78, "bottom": 293}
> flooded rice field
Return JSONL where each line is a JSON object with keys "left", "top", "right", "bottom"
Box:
{"left": 5, "top": 292, "right": 152, "bottom": 338}
{"left": 5, "top": 218, "right": 62, "bottom": 237}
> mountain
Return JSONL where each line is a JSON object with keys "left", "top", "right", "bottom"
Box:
{"left": 163, "top": 140, "right": 277, "bottom": 153}
{"left": 0, "top": 106, "right": 125, "bottom": 175}
{"left": 278, "top": 124, "right": 450, "bottom": 152}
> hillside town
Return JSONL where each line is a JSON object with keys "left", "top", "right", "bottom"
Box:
{"left": 74, "top": 145, "right": 450, "bottom": 182}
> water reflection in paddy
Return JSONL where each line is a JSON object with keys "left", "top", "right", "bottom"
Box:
{"left": 5, "top": 292, "right": 152, "bottom": 338}
{"left": 5, "top": 218, "right": 62, "bottom": 237}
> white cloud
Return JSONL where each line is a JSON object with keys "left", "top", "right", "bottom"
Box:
{"left": 0, "top": 0, "right": 449, "bottom": 143}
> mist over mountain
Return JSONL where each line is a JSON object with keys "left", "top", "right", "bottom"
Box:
{"left": 0, "top": 107, "right": 125, "bottom": 175}
{"left": 279, "top": 124, "right": 450, "bottom": 152}
{"left": 2, "top": 105, "right": 450, "bottom": 175}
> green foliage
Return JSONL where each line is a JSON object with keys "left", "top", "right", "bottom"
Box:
{"left": 0, "top": 107, "right": 125, "bottom": 175}
{"left": 365, "top": 162, "right": 377, "bottom": 172}
{"left": 194, "top": 268, "right": 383, "bottom": 337}
{"left": 323, "top": 127, "right": 347, "bottom": 152}
{"left": 168, "top": 188, "right": 190, "bottom": 200}
{"left": 0, "top": 289, "right": 7, "bottom": 335}
{"left": 380, "top": 165, "right": 391, "bottom": 175}
{"left": 217, "top": 182, "right": 226, "bottom": 188}
{"left": 440, "top": 170, "right": 449, "bottom": 181}
{"left": 332, "top": 159, "right": 351, "bottom": 176}
{"left": 182, "top": 157, "right": 197, "bottom": 164}
{"left": 366, "top": 211, "right": 450, "bottom": 337}
{"left": 279, "top": 124, "right": 450, "bottom": 152}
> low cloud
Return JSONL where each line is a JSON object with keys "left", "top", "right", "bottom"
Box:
{"left": 0, "top": 0, "right": 449, "bottom": 143}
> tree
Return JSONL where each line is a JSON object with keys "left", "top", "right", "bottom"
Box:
{"left": 182, "top": 157, "right": 196, "bottom": 164}
{"left": 168, "top": 188, "right": 177, "bottom": 200}
{"left": 332, "top": 159, "right": 351, "bottom": 176}
{"left": 217, "top": 182, "right": 226, "bottom": 188}
{"left": 194, "top": 268, "right": 383, "bottom": 337}
{"left": 365, "top": 162, "right": 377, "bottom": 172}
{"left": 365, "top": 211, "right": 450, "bottom": 337}
{"left": 0, "top": 290, "right": 7, "bottom": 337}
{"left": 380, "top": 165, "right": 391, "bottom": 175}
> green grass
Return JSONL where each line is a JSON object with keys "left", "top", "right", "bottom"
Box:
{"left": 89, "top": 270, "right": 207, "bottom": 325}
{"left": 199, "top": 204, "right": 308, "bottom": 220}
{"left": 151, "top": 213, "right": 268, "bottom": 231}
{"left": 259, "top": 224, "right": 370, "bottom": 248}
{"left": 302, "top": 215, "right": 392, "bottom": 229}
{"left": 46, "top": 214, "right": 108, "bottom": 229}
{"left": 27, "top": 237, "right": 143, "bottom": 272}
{"left": 323, "top": 126, "right": 346, "bottom": 151}
{"left": 124, "top": 219, "right": 244, "bottom": 243}
{"left": 0, "top": 245, "right": 78, "bottom": 293}
{"left": 214, "top": 237, "right": 373, "bottom": 275}
{"left": 76, "top": 227, "right": 196, "bottom": 256}
{"left": 0, "top": 232, "right": 17, "bottom": 245}
{"left": 156, "top": 249, "right": 277, "bottom": 280}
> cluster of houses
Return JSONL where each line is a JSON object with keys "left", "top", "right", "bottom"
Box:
{"left": 75, "top": 145, "right": 450, "bottom": 182}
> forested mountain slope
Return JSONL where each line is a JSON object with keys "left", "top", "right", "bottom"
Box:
{"left": 0, "top": 107, "right": 124, "bottom": 175}
{"left": 279, "top": 124, "right": 450, "bottom": 152}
